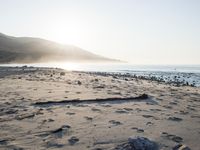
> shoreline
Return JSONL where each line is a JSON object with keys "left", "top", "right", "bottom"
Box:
{"left": 1, "top": 66, "right": 199, "bottom": 87}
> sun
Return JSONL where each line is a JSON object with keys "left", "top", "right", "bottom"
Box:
{"left": 44, "top": 15, "right": 88, "bottom": 46}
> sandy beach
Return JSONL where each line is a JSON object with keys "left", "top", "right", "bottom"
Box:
{"left": 0, "top": 66, "right": 199, "bottom": 150}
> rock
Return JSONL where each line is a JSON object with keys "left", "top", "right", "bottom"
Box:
{"left": 93, "top": 85, "right": 105, "bottom": 89}
{"left": 51, "top": 125, "right": 71, "bottom": 134}
{"left": 60, "top": 72, "right": 65, "bottom": 76}
{"left": 0, "top": 139, "right": 8, "bottom": 145}
{"left": 68, "top": 136, "right": 79, "bottom": 145}
{"left": 173, "top": 144, "right": 191, "bottom": 150}
{"left": 128, "top": 136, "right": 158, "bottom": 150}
{"left": 168, "top": 117, "right": 183, "bottom": 122}
{"left": 114, "top": 136, "right": 158, "bottom": 150}
{"left": 139, "top": 94, "right": 148, "bottom": 99}
{"left": 16, "top": 113, "right": 35, "bottom": 120}
{"left": 77, "top": 80, "right": 82, "bottom": 85}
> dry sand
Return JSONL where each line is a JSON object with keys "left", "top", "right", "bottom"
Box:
{"left": 0, "top": 67, "right": 199, "bottom": 150}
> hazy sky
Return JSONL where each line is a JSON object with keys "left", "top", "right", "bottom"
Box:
{"left": 0, "top": 0, "right": 200, "bottom": 64}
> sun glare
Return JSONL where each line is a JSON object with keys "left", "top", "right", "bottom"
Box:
{"left": 44, "top": 15, "right": 88, "bottom": 45}
{"left": 56, "top": 62, "right": 81, "bottom": 71}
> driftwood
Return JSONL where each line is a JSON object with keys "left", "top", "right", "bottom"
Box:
{"left": 33, "top": 94, "right": 148, "bottom": 106}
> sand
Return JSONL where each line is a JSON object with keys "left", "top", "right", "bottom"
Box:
{"left": 0, "top": 66, "right": 199, "bottom": 150}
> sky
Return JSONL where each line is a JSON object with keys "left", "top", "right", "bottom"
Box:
{"left": 0, "top": 0, "right": 200, "bottom": 64}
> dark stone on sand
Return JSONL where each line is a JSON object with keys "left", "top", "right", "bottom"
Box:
{"left": 16, "top": 113, "right": 35, "bottom": 120}
{"left": 77, "top": 80, "right": 82, "bottom": 85}
{"left": 51, "top": 125, "right": 71, "bottom": 134}
{"left": 68, "top": 136, "right": 79, "bottom": 145}
{"left": 173, "top": 144, "right": 191, "bottom": 150}
{"left": 0, "top": 139, "right": 8, "bottom": 145}
{"left": 168, "top": 117, "right": 183, "bottom": 122}
{"left": 93, "top": 85, "right": 105, "bottom": 89}
{"left": 114, "top": 136, "right": 158, "bottom": 150}
{"left": 142, "top": 115, "right": 155, "bottom": 118}
{"left": 60, "top": 72, "right": 65, "bottom": 76}
{"left": 139, "top": 94, "right": 148, "bottom": 99}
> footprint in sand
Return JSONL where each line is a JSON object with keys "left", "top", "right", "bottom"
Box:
{"left": 123, "top": 108, "right": 133, "bottom": 111}
{"left": 161, "top": 132, "right": 183, "bottom": 143}
{"left": 84, "top": 116, "right": 93, "bottom": 121}
{"left": 179, "top": 110, "right": 189, "bottom": 115}
{"left": 186, "top": 105, "right": 196, "bottom": 111}
{"left": 109, "top": 120, "right": 123, "bottom": 126}
{"left": 146, "top": 121, "right": 154, "bottom": 126}
{"left": 162, "top": 105, "right": 173, "bottom": 109}
{"left": 190, "top": 115, "right": 200, "bottom": 118}
{"left": 131, "top": 127, "right": 144, "bottom": 133}
{"left": 115, "top": 109, "right": 129, "bottom": 114}
{"left": 149, "top": 108, "right": 162, "bottom": 112}
{"left": 100, "top": 104, "right": 111, "bottom": 107}
{"left": 142, "top": 114, "right": 159, "bottom": 120}
{"left": 66, "top": 112, "right": 76, "bottom": 115}
{"left": 169, "top": 101, "right": 178, "bottom": 105}
{"left": 91, "top": 108, "right": 101, "bottom": 112}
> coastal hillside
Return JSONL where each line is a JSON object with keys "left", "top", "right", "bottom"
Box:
{"left": 0, "top": 33, "right": 118, "bottom": 63}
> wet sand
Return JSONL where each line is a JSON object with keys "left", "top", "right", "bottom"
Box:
{"left": 0, "top": 67, "right": 199, "bottom": 150}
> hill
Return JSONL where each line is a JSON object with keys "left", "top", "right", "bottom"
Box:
{"left": 0, "top": 33, "right": 119, "bottom": 63}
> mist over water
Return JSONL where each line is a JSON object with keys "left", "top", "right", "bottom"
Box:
{"left": 1, "top": 63, "right": 200, "bottom": 87}
{"left": 1, "top": 63, "right": 200, "bottom": 72}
